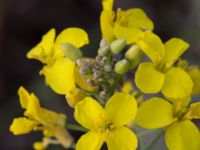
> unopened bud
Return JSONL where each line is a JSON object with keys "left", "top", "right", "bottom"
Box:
{"left": 86, "top": 79, "right": 95, "bottom": 86}
{"left": 60, "top": 43, "right": 82, "bottom": 61}
{"left": 100, "top": 38, "right": 107, "bottom": 47}
{"left": 110, "top": 38, "right": 126, "bottom": 55}
{"left": 80, "top": 66, "right": 91, "bottom": 75}
{"left": 93, "top": 71, "right": 103, "bottom": 79}
{"left": 76, "top": 59, "right": 90, "bottom": 67}
{"left": 104, "top": 64, "right": 112, "bottom": 72}
{"left": 100, "top": 91, "right": 106, "bottom": 98}
{"left": 125, "top": 45, "right": 142, "bottom": 69}
{"left": 115, "top": 59, "right": 130, "bottom": 75}
{"left": 98, "top": 45, "right": 110, "bottom": 56}
{"left": 33, "top": 142, "right": 47, "bottom": 150}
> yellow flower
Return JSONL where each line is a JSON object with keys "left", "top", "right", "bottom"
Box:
{"left": 186, "top": 65, "right": 200, "bottom": 96}
{"left": 74, "top": 92, "right": 138, "bottom": 150}
{"left": 135, "top": 97, "right": 200, "bottom": 150}
{"left": 27, "top": 28, "right": 89, "bottom": 94}
{"left": 121, "top": 81, "right": 143, "bottom": 103}
{"left": 10, "top": 86, "right": 72, "bottom": 149}
{"left": 100, "top": 0, "right": 154, "bottom": 44}
{"left": 174, "top": 59, "right": 200, "bottom": 96}
{"left": 135, "top": 32, "right": 193, "bottom": 99}
{"left": 65, "top": 88, "right": 86, "bottom": 108}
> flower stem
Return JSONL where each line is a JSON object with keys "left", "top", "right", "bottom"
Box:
{"left": 137, "top": 129, "right": 160, "bottom": 138}
{"left": 135, "top": 127, "right": 145, "bottom": 150}
{"left": 145, "top": 130, "right": 163, "bottom": 150}
{"left": 66, "top": 123, "right": 88, "bottom": 132}
{"left": 106, "top": 74, "right": 122, "bottom": 98}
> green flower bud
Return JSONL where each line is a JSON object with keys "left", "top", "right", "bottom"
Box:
{"left": 125, "top": 45, "right": 142, "bottom": 69}
{"left": 115, "top": 59, "right": 130, "bottom": 75}
{"left": 80, "top": 66, "right": 91, "bottom": 75}
{"left": 60, "top": 43, "right": 82, "bottom": 61}
{"left": 104, "top": 64, "right": 112, "bottom": 72}
{"left": 110, "top": 38, "right": 126, "bottom": 55}
{"left": 98, "top": 45, "right": 110, "bottom": 56}
{"left": 100, "top": 38, "right": 107, "bottom": 47}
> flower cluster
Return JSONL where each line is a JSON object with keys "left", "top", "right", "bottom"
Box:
{"left": 10, "top": 0, "right": 200, "bottom": 150}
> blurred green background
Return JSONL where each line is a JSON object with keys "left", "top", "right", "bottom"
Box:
{"left": 0, "top": 0, "right": 200, "bottom": 149}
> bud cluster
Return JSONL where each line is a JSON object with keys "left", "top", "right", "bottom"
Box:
{"left": 76, "top": 38, "right": 143, "bottom": 99}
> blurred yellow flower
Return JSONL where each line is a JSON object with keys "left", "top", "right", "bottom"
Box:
{"left": 136, "top": 97, "right": 200, "bottom": 150}
{"left": 10, "top": 86, "right": 72, "bottom": 149}
{"left": 121, "top": 81, "right": 143, "bottom": 103}
{"left": 100, "top": 0, "right": 154, "bottom": 44}
{"left": 27, "top": 28, "right": 89, "bottom": 95}
{"left": 186, "top": 65, "right": 200, "bottom": 96}
{"left": 135, "top": 32, "right": 192, "bottom": 99}
{"left": 74, "top": 92, "right": 138, "bottom": 150}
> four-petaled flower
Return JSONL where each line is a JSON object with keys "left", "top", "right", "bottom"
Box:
{"left": 10, "top": 87, "right": 72, "bottom": 149}
{"left": 136, "top": 97, "right": 200, "bottom": 150}
{"left": 135, "top": 32, "right": 193, "bottom": 99}
{"left": 74, "top": 92, "right": 138, "bottom": 150}
{"left": 101, "top": 0, "right": 154, "bottom": 44}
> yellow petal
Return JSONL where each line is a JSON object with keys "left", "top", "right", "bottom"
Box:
{"left": 172, "top": 96, "right": 191, "bottom": 113}
{"left": 76, "top": 131, "right": 104, "bottom": 150}
{"left": 135, "top": 97, "right": 175, "bottom": 129}
{"left": 54, "top": 28, "right": 89, "bottom": 52}
{"left": 105, "top": 92, "right": 137, "bottom": 127}
{"left": 188, "top": 102, "right": 200, "bottom": 119}
{"left": 18, "top": 86, "right": 31, "bottom": 109}
{"left": 10, "top": 117, "right": 37, "bottom": 135}
{"left": 74, "top": 97, "right": 104, "bottom": 129}
{"left": 100, "top": 10, "right": 115, "bottom": 43}
{"left": 106, "top": 127, "right": 138, "bottom": 150}
{"left": 25, "top": 93, "right": 41, "bottom": 118}
{"left": 102, "top": 0, "right": 113, "bottom": 11}
{"left": 135, "top": 62, "right": 165, "bottom": 93}
{"left": 187, "top": 66, "right": 200, "bottom": 96}
{"left": 25, "top": 93, "right": 66, "bottom": 127}
{"left": 161, "top": 67, "right": 193, "bottom": 99}
{"left": 41, "top": 58, "right": 75, "bottom": 94}
{"left": 121, "top": 81, "right": 134, "bottom": 94}
{"left": 165, "top": 120, "right": 200, "bottom": 150}
{"left": 65, "top": 88, "right": 86, "bottom": 108}
{"left": 118, "top": 8, "right": 154, "bottom": 30}
{"left": 33, "top": 142, "right": 46, "bottom": 150}
{"left": 54, "top": 128, "right": 73, "bottom": 148}
{"left": 114, "top": 23, "right": 143, "bottom": 44}
{"left": 27, "top": 28, "right": 55, "bottom": 63}
{"left": 137, "top": 32, "right": 165, "bottom": 63}
{"left": 164, "top": 38, "right": 189, "bottom": 67}
{"left": 37, "top": 108, "right": 66, "bottom": 127}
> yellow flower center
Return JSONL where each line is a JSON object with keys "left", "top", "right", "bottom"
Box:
{"left": 174, "top": 110, "right": 188, "bottom": 121}
{"left": 96, "top": 113, "right": 116, "bottom": 135}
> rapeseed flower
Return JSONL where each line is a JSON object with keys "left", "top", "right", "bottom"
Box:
{"left": 100, "top": 0, "right": 154, "bottom": 44}
{"left": 74, "top": 92, "right": 138, "bottom": 150}
{"left": 135, "top": 97, "right": 200, "bottom": 150}
{"left": 135, "top": 32, "right": 193, "bottom": 99}
{"left": 27, "top": 28, "right": 89, "bottom": 95}
{"left": 10, "top": 86, "right": 72, "bottom": 149}
{"left": 184, "top": 65, "right": 200, "bottom": 96}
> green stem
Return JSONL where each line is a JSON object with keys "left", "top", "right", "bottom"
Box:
{"left": 106, "top": 74, "right": 122, "bottom": 98}
{"left": 134, "top": 127, "right": 145, "bottom": 150}
{"left": 78, "top": 88, "right": 106, "bottom": 106}
{"left": 66, "top": 123, "right": 88, "bottom": 132}
{"left": 70, "top": 142, "right": 76, "bottom": 149}
{"left": 145, "top": 130, "right": 163, "bottom": 150}
{"left": 93, "top": 93, "right": 106, "bottom": 106}
{"left": 136, "top": 130, "right": 155, "bottom": 138}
